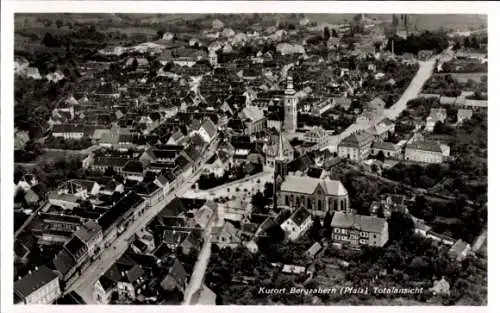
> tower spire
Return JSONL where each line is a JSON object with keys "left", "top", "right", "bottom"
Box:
{"left": 277, "top": 127, "right": 285, "bottom": 161}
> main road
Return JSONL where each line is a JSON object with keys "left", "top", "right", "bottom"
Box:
{"left": 321, "top": 57, "right": 436, "bottom": 151}
{"left": 65, "top": 141, "right": 219, "bottom": 303}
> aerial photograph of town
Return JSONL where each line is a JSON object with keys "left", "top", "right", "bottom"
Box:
{"left": 10, "top": 11, "right": 487, "bottom": 306}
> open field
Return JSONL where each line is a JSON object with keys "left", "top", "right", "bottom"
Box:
{"left": 306, "top": 14, "right": 486, "bottom": 31}
{"left": 104, "top": 26, "right": 158, "bottom": 35}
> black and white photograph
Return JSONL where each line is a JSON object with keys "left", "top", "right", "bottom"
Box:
{"left": 0, "top": 1, "right": 495, "bottom": 311}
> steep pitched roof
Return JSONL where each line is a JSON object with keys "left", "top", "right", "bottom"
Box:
{"left": 280, "top": 175, "right": 348, "bottom": 196}
{"left": 200, "top": 118, "right": 217, "bottom": 138}
{"left": 288, "top": 206, "right": 311, "bottom": 227}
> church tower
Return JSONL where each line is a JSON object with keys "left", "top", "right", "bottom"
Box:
{"left": 283, "top": 76, "right": 298, "bottom": 133}
{"left": 273, "top": 128, "right": 289, "bottom": 211}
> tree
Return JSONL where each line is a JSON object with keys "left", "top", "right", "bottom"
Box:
{"left": 388, "top": 212, "right": 415, "bottom": 241}
{"left": 56, "top": 19, "right": 64, "bottom": 28}
{"left": 157, "top": 29, "right": 166, "bottom": 39}
{"left": 42, "top": 32, "right": 61, "bottom": 47}
{"left": 330, "top": 28, "right": 338, "bottom": 38}
{"left": 323, "top": 26, "right": 331, "bottom": 42}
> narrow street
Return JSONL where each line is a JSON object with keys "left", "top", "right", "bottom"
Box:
{"left": 182, "top": 217, "right": 218, "bottom": 305}
{"left": 65, "top": 143, "right": 219, "bottom": 302}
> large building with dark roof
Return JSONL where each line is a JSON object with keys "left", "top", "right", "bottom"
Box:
{"left": 14, "top": 265, "right": 61, "bottom": 304}
{"left": 337, "top": 130, "right": 374, "bottom": 161}
{"left": 405, "top": 140, "right": 450, "bottom": 164}
{"left": 331, "top": 212, "right": 389, "bottom": 248}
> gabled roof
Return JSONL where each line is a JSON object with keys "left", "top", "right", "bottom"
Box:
{"left": 280, "top": 175, "right": 348, "bottom": 196}
{"left": 406, "top": 140, "right": 443, "bottom": 153}
{"left": 123, "top": 160, "right": 144, "bottom": 173}
{"left": 331, "top": 212, "right": 387, "bottom": 233}
{"left": 53, "top": 249, "right": 77, "bottom": 277}
{"left": 372, "top": 141, "right": 397, "bottom": 151}
{"left": 162, "top": 259, "right": 187, "bottom": 289}
{"left": 288, "top": 206, "right": 311, "bottom": 227}
{"left": 339, "top": 131, "right": 374, "bottom": 148}
{"left": 200, "top": 118, "right": 217, "bottom": 138}
{"left": 64, "top": 235, "right": 86, "bottom": 258}
{"left": 124, "top": 264, "right": 145, "bottom": 283}
{"left": 14, "top": 265, "right": 59, "bottom": 299}
{"left": 159, "top": 197, "right": 187, "bottom": 217}
{"left": 240, "top": 106, "right": 265, "bottom": 122}
{"left": 449, "top": 239, "right": 470, "bottom": 256}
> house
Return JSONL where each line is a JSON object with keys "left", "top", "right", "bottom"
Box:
{"left": 463, "top": 99, "right": 487, "bottom": 109}
{"left": 15, "top": 57, "right": 30, "bottom": 75}
{"left": 46, "top": 70, "right": 65, "bottom": 83}
{"left": 331, "top": 212, "right": 389, "bottom": 248}
{"left": 333, "top": 96, "right": 352, "bottom": 110}
{"left": 280, "top": 207, "right": 314, "bottom": 241}
{"left": 14, "top": 265, "right": 61, "bottom": 304}
{"left": 405, "top": 140, "right": 449, "bottom": 164}
{"left": 448, "top": 239, "right": 472, "bottom": 261}
{"left": 52, "top": 124, "right": 90, "bottom": 140}
{"left": 154, "top": 174, "right": 170, "bottom": 196}
{"left": 279, "top": 175, "right": 349, "bottom": 215}
{"left": 366, "top": 119, "right": 395, "bottom": 141}
{"left": 17, "top": 174, "right": 38, "bottom": 192}
{"left": 68, "top": 179, "right": 101, "bottom": 196}
{"left": 166, "top": 130, "right": 186, "bottom": 145}
{"left": 63, "top": 235, "right": 89, "bottom": 266}
{"left": 94, "top": 254, "right": 148, "bottom": 303}
{"left": 430, "top": 277, "right": 450, "bottom": 296}
{"left": 93, "top": 274, "right": 116, "bottom": 304}
{"left": 425, "top": 108, "right": 447, "bottom": 132}
{"left": 337, "top": 131, "right": 375, "bottom": 161}
{"left": 162, "top": 230, "right": 189, "bottom": 250}
{"left": 303, "top": 126, "right": 328, "bottom": 145}
{"left": 191, "top": 284, "right": 217, "bottom": 305}
{"left": 74, "top": 220, "right": 103, "bottom": 256}
{"left": 371, "top": 141, "right": 401, "bottom": 159}
{"left": 239, "top": 105, "right": 267, "bottom": 135}
{"left": 122, "top": 160, "right": 145, "bottom": 181}
{"left": 160, "top": 259, "right": 188, "bottom": 292}
{"left": 457, "top": 109, "right": 473, "bottom": 124}
{"left": 197, "top": 118, "right": 218, "bottom": 143}
{"left": 26, "top": 67, "right": 42, "bottom": 80}
{"left": 282, "top": 264, "right": 306, "bottom": 275}
{"left": 52, "top": 249, "right": 78, "bottom": 283}
{"left": 212, "top": 222, "right": 240, "bottom": 248}
{"left": 190, "top": 201, "right": 217, "bottom": 229}
{"left": 304, "top": 242, "right": 322, "bottom": 259}
{"left": 179, "top": 231, "right": 202, "bottom": 256}
{"left": 173, "top": 56, "right": 197, "bottom": 67}
{"left": 23, "top": 189, "right": 40, "bottom": 206}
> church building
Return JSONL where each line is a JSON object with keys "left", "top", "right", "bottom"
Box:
{"left": 278, "top": 174, "right": 350, "bottom": 216}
